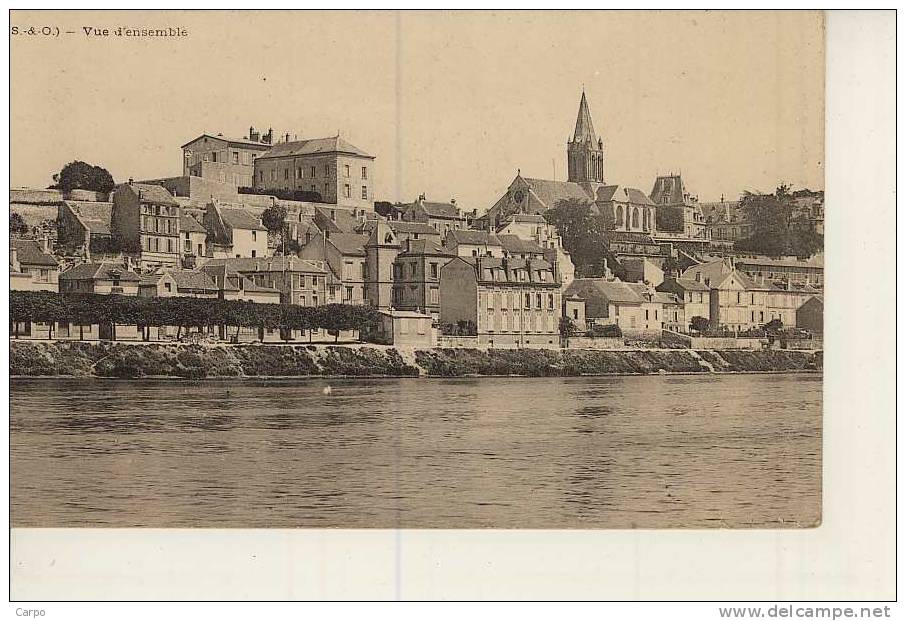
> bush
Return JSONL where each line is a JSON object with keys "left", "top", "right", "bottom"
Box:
{"left": 587, "top": 323, "right": 622, "bottom": 338}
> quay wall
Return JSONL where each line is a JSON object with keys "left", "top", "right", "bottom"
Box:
{"left": 10, "top": 341, "right": 822, "bottom": 379}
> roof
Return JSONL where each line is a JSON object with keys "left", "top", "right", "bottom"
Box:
{"left": 202, "top": 256, "right": 327, "bottom": 274}
{"left": 398, "top": 238, "right": 452, "bottom": 257}
{"left": 379, "top": 309, "right": 433, "bottom": 319}
{"left": 118, "top": 183, "right": 179, "bottom": 206}
{"left": 314, "top": 206, "right": 359, "bottom": 234}
{"left": 735, "top": 254, "right": 824, "bottom": 269}
{"left": 456, "top": 256, "right": 557, "bottom": 286}
{"left": 649, "top": 174, "right": 690, "bottom": 205}
{"left": 498, "top": 213, "right": 547, "bottom": 227}
{"left": 387, "top": 220, "right": 440, "bottom": 236}
{"left": 572, "top": 91, "right": 598, "bottom": 143}
{"left": 60, "top": 262, "right": 140, "bottom": 282}
{"left": 179, "top": 214, "right": 207, "bottom": 233}
{"left": 681, "top": 259, "right": 758, "bottom": 290}
{"left": 219, "top": 207, "right": 266, "bottom": 231}
{"left": 564, "top": 279, "right": 645, "bottom": 317}
{"left": 595, "top": 185, "right": 655, "bottom": 206}
{"left": 181, "top": 133, "right": 275, "bottom": 150}
{"left": 497, "top": 234, "right": 546, "bottom": 255}
{"left": 521, "top": 177, "right": 595, "bottom": 210}
{"left": 327, "top": 232, "right": 368, "bottom": 256}
{"left": 63, "top": 200, "right": 114, "bottom": 235}
{"left": 257, "top": 136, "right": 373, "bottom": 160}
{"left": 10, "top": 240, "right": 58, "bottom": 267}
{"left": 400, "top": 200, "right": 464, "bottom": 220}
{"left": 447, "top": 229, "right": 501, "bottom": 246}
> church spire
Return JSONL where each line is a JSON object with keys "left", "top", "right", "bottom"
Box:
{"left": 567, "top": 90, "right": 604, "bottom": 184}
{"left": 572, "top": 90, "right": 597, "bottom": 143}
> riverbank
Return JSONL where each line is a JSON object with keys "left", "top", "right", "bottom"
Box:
{"left": 9, "top": 340, "right": 822, "bottom": 379}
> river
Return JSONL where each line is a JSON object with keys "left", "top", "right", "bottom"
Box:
{"left": 10, "top": 374, "right": 821, "bottom": 528}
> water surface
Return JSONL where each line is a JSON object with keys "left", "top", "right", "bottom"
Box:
{"left": 11, "top": 374, "right": 821, "bottom": 528}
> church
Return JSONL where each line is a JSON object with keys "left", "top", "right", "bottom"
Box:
{"left": 482, "top": 91, "right": 656, "bottom": 235}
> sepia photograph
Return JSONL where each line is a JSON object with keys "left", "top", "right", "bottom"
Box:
{"left": 5, "top": 7, "right": 896, "bottom": 607}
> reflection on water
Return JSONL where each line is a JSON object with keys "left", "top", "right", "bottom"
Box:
{"left": 11, "top": 374, "right": 821, "bottom": 528}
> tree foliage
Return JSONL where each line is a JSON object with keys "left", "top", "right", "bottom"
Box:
{"left": 261, "top": 204, "right": 288, "bottom": 235}
{"left": 690, "top": 315, "right": 710, "bottom": 333}
{"left": 545, "top": 198, "right": 609, "bottom": 277}
{"left": 735, "top": 185, "right": 823, "bottom": 257}
{"left": 10, "top": 212, "right": 28, "bottom": 236}
{"left": 54, "top": 161, "right": 115, "bottom": 195}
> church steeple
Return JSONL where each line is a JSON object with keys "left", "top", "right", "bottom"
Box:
{"left": 567, "top": 90, "right": 604, "bottom": 184}
{"left": 573, "top": 90, "right": 597, "bottom": 143}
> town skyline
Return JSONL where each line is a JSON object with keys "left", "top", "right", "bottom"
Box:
{"left": 11, "top": 10, "right": 824, "bottom": 210}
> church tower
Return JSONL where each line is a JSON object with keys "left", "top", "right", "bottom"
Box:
{"left": 567, "top": 91, "right": 605, "bottom": 184}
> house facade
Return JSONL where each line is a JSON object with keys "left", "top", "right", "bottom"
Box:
{"left": 10, "top": 239, "right": 60, "bottom": 292}
{"left": 182, "top": 129, "right": 274, "bottom": 187}
{"left": 439, "top": 256, "right": 561, "bottom": 348}
{"left": 391, "top": 238, "right": 454, "bottom": 320}
{"left": 203, "top": 202, "right": 268, "bottom": 259}
{"left": 252, "top": 135, "right": 375, "bottom": 213}
{"left": 111, "top": 182, "right": 181, "bottom": 269}
{"left": 59, "top": 262, "right": 141, "bottom": 295}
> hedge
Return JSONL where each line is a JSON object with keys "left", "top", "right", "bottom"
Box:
{"left": 9, "top": 290, "right": 382, "bottom": 335}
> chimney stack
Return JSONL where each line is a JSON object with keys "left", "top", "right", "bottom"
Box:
{"left": 128, "top": 177, "right": 134, "bottom": 186}
{"left": 41, "top": 235, "right": 50, "bottom": 254}
{"left": 249, "top": 126, "right": 260, "bottom": 142}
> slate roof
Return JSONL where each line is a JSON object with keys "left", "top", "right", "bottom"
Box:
{"left": 314, "top": 207, "right": 359, "bottom": 234}
{"left": 60, "top": 262, "right": 140, "bottom": 282}
{"left": 257, "top": 136, "right": 373, "bottom": 160}
{"left": 398, "top": 238, "right": 452, "bottom": 257}
{"left": 120, "top": 183, "right": 179, "bottom": 206}
{"left": 219, "top": 207, "right": 266, "bottom": 231}
{"left": 447, "top": 229, "right": 502, "bottom": 246}
{"left": 521, "top": 177, "right": 595, "bottom": 210}
{"left": 179, "top": 214, "right": 207, "bottom": 233}
{"left": 497, "top": 234, "right": 546, "bottom": 255}
{"left": 459, "top": 256, "right": 557, "bottom": 286}
{"left": 681, "top": 259, "right": 759, "bottom": 290}
{"left": 181, "top": 133, "right": 275, "bottom": 149}
{"left": 572, "top": 91, "right": 598, "bottom": 143}
{"left": 564, "top": 279, "right": 646, "bottom": 317}
{"left": 649, "top": 174, "right": 689, "bottom": 205}
{"left": 63, "top": 200, "right": 114, "bottom": 235}
{"left": 10, "top": 240, "right": 59, "bottom": 267}
{"left": 202, "top": 256, "right": 326, "bottom": 274}
{"left": 399, "top": 200, "right": 464, "bottom": 220}
{"left": 327, "top": 233, "right": 368, "bottom": 256}
{"left": 596, "top": 185, "right": 655, "bottom": 205}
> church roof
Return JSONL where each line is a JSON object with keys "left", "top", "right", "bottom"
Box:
{"left": 521, "top": 177, "right": 596, "bottom": 211}
{"left": 572, "top": 91, "right": 598, "bottom": 143}
{"left": 596, "top": 185, "right": 655, "bottom": 206}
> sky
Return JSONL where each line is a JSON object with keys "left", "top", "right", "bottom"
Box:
{"left": 11, "top": 10, "right": 824, "bottom": 210}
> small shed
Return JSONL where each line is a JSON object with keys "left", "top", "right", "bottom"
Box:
{"left": 366, "top": 309, "right": 435, "bottom": 347}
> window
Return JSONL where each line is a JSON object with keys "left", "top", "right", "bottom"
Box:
{"left": 548, "top": 294, "right": 554, "bottom": 309}
{"left": 112, "top": 278, "right": 120, "bottom": 287}
{"left": 344, "top": 184, "right": 351, "bottom": 198}
{"left": 251, "top": 250, "right": 257, "bottom": 258}
{"left": 645, "top": 309, "right": 649, "bottom": 320}
{"left": 284, "top": 169, "right": 289, "bottom": 180}
{"left": 167, "top": 239, "right": 173, "bottom": 253}
{"left": 252, "top": 230, "right": 257, "bottom": 241}
{"left": 344, "top": 164, "right": 350, "bottom": 177}
{"left": 258, "top": 171, "right": 263, "bottom": 182}
{"left": 361, "top": 186, "right": 368, "bottom": 200}
{"left": 573, "top": 308, "right": 579, "bottom": 319}
{"left": 430, "top": 263, "right": 438, "bottom": 278}
{"left": 324, "top": 164, "right": 329, "bottom": 176}
{"left": 212, "top": 152, "right": 218, "bottom": 163}
{"left": 164, "top": 282, "right": 172, "bottom": 293}
{"left": 233, "top": 152, "right": 239, "bottom": 164}
{"left": 536, "top": 294, "right": 542, "bottom": 309}
{"left": 297, "top": 167, "right": 303, "bottom": 179}
{"left": 362, "top": 166, "right": 368, "bottom": 179}
{"left": 310, "top": 166, "right": 316, "bottom": 178}
{"left": 429, "top": 287, "right": 438, "bottom": 304}
{"left": 345, "top": 286, "right": 353, "bottom": 301}
{"left": 524, "top": 293, "right": 531, "bottom": 309}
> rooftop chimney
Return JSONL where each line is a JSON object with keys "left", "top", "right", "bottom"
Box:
{"left": 41, "top": 235, "right": 50, "bottom": 254}
{"left": 128, "top": 178, "right": 134, "bottom": 186}
{"left": 249, "top": 126, "right": 260, "bottom": 142}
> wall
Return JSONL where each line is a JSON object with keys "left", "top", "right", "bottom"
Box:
{"left": 439, "top": 259, "right": 478, "bottom": 327}
{"left": 564, "top": 337, "right": 631, "bottom": 350}
{"left": 141, "top": 176, "right": 240, "bottom": 203}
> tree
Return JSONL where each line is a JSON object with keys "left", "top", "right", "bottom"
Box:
{"left": 559, "top": 316, "right": 578, "bottom": 339}
{"left": 261, "top": 204, "right": 288, "bottom": 250}
{"left": 545, "top": 198, "right": 609, "bottom": 277}
{"left": 10, "top": 212, "right": 28, "bottom": 236}
{"left": 690, "top": 315, "right": 710, "bottom": 334}
{"left": 54, "top": 161, "right": 115, "bottom": 195}
{"left": 735, "top": 185, "right": 823, "bottom": 258}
